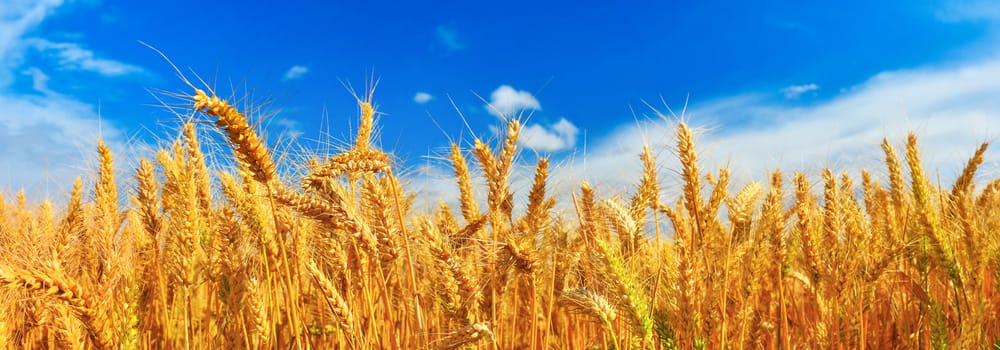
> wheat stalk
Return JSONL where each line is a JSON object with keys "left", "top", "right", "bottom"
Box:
{"left": 0, "top": 269, "right": 112, "bottom": 349}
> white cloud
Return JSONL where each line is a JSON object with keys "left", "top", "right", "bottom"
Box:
{"left": 519, "top": 118, "right": 579, "bottom": 152}
{"left": 0, "top": 91, "right": 131, "bottom": 196}
{"left": 435, "top": 24, "right": 463, "bottom": 52}
{"left": 0, "top": 0, "right": 137, "bottom": 196}
{"left": 577, "top": 56, "right": 1000, "bottom": 195}
{"left": 487, "top": 85, "right": 541, "bottom": 118}
{"left": 29, "top": 39, "right": 143, "bottom": 76}
{"left": 282, "top": 65, "right": 309, "bottom": 81}
{"left": 413, "top": 55, "right": 1000, "bottom": 214}
{"left": 414, "top": 92, "right": 433, "bottom": 104}
{"left": 781, "top": 83, "right": 818, "bottom": 99}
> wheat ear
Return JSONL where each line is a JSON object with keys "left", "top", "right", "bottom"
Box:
{"left": 192, "top": 89, "right": 276, "bottom": 183}
{"left": 0, "top": 269, "right": 112, "bottom": 349}
{"left": 905, "top": 133, "right": 961, "bottom": 286}
{"left": 449, "top": 143, "right": 480, "bottom": 223}
{"left": 436, "top": 322, "right": 494, "bottom": 350}
{"left": 951, "top": 142, "right": 988, "bottom": 198}
{"left": 305, "top": 261, "right": 358, "bottom": 346}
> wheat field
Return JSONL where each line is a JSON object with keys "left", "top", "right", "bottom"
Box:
{"left": 0, "top": 85, "right": 998, "bottom": 349}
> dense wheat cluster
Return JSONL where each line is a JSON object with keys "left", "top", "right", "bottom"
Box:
{"left": 0, "top": 85, "right": 999, "bottom": 349}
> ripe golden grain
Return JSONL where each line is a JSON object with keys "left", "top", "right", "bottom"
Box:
{"left": 0, "top": 82, "right": 995, "bottom": 349}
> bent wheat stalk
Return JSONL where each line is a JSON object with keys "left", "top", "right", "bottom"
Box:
{"left": 0, "top": 269, "right": 112, "bottom": 349}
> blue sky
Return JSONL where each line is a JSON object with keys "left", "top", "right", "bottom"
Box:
{"left": 5, "top": 0, "right": 1000, "bottom": 200}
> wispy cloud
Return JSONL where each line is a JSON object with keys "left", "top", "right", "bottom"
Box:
{"left": 275, "top": 118, "right": 304, "bottom": 139}
{"left": 781, "top": 83, "right": 818, "bottom": 99}
{"left": 0, "top": 0, "right": 61, "bottom": 85}
{"left": 0, "top": 88, "right": 132, "bottom": 196}
{"left": 29, "top": 39, "right": 143, "bottom": 76}
{"left": 21, "top": 66, "right": 50, "bottom": 93}
{"left": 487, "top": 85, "right": 541, "bottom": 118}
{"left": 435, "top": 24, "right": 463, "bottom": 52}
{"left": 282, "top": 65, "right": 309, "bottom": 81}
{"left": 0, "top": 0, "right": 137, "bottom": 196}
{"left": 936, "top": 0, "right": 1000, "bottom": 22}
{"left": 414, "top": 92, "right": 433, "bottom": 104}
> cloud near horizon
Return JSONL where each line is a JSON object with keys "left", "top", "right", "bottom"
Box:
{"left": 581, "top": 55, "right": 1000, "bottom": 194}
{"left": 413, "top": 55, "right": 1000, "bottom": 213}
